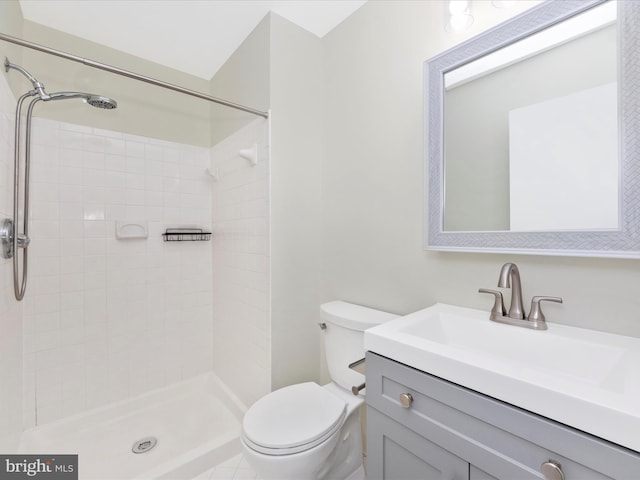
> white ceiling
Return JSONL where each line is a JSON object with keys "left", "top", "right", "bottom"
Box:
{"left": 18, "top": 0, "right": 367, "bottom": 80}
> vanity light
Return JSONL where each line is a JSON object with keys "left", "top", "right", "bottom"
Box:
{"left": 446, "top": 0, "right": 474, "bottom": 33}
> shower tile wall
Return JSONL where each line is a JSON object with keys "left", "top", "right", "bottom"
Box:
{"left": 211, "top": 117, "right": 271, "bottom": 407}
{"left": 0, "top": 71, "right": 23, "bottom": 448}
{"left": 23, "top": 118, "right": 213, "bottom": 426}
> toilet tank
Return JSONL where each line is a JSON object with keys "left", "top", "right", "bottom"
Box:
{"left": 321, "top": 301, "right": 398, "bottom": 392}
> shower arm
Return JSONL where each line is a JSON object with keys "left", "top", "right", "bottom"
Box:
{"left": 4, "top": 58, "right": 48, "bottom": 100}
{"left": 0, "top": 32, "right": 269, "bottom": 118}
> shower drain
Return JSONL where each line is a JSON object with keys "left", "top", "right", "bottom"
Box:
{"left": 132, "top": 436, "right": 158, "bottom": 454}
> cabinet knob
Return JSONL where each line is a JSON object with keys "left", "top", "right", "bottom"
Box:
{"left": 541, "top": 460, "right": 565, "bottom": 480}
{"left": 399, "top": 392, "right": 413, "bottom": 408}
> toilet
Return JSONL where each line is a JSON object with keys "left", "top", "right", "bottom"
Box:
{"left": 241, "top": 301, "right": 397, "bottom": 480}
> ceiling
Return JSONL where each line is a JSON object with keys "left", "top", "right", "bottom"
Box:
{"left": 18, "top": 0, "right": 367, "bottom": 80}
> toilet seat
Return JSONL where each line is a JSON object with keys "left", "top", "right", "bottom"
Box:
{"left": 242, "top": 382, "right": 347, "bottom": 456}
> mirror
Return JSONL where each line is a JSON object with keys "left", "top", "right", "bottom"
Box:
{"left": 425, "top": 0, "right": 640, "bottom": 257}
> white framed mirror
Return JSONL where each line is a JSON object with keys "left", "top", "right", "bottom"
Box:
{"left": 425, "top": 0, "right": 640, "bottom": 257}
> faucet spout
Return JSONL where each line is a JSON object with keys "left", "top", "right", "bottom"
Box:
{"left": 498, "top": 262, "right": 525, "bottom": 319}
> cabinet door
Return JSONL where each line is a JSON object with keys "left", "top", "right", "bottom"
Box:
{"left": 367, "top": 407, "right": 469, "bottom": 480}
{"left": 469, "top": 466, "right": 498, "bottom": 480}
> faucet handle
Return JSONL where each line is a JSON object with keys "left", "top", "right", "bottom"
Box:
{"left": 479, "top": 288, "right": 506, "bottom": 320}
{"left": 528, "top": 296, "right": 563, "bottom": 325}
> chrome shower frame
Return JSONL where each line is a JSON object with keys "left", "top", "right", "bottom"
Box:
{"left": 1, "top": 58, "right": 117, "bottom": 300}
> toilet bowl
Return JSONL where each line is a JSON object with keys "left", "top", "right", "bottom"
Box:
{"left": 240, "top": 301, "right": 398, "bottom": 480}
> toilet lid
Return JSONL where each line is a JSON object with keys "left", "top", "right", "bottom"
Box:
{"left": 242, "top": 382, "right": 347, "bottom": 455}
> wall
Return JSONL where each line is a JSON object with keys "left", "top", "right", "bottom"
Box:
{"left": 0, "top": 0, "right": 24, "bottom": 94}
{"left": 211, "top": 12, "right": 324, "bottom": 392}
{"left": 0, "top": 39, "right": 24, "bottom": 453}
{"left": 21, "top": 118, "right": 213, "bottom": 426}
{"left": 209, "top": 16, "right": 270, "bottom": 146}
{"left": 321, "top": 0, "right": 640, "bottom": 339}
{"left": 0, "top": 0, "right": 24, "bottom": 451}
{"left": 269, "top": 13, "right": 324, "bottom": 390}
{"left": 211, "top": 117, "right": 270, "bottom": 407}
{"left": 9, "top": 20, "right": 211, "bottom": 147}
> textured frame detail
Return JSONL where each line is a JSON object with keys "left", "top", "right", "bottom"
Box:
{"left": 425, "top": 0, "right": 640, "bottom": 258}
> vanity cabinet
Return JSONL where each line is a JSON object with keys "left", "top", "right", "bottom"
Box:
{"left": 365, "top": 352, "right": 640, "bottom": 480}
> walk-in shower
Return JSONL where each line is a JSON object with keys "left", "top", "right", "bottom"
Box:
{"left": 0, "top": 58, "right": 117, "bottom": 300}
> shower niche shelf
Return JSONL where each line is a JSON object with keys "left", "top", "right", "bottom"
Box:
{"left": 162, "top": 228, "right": 211, "bottom": 242}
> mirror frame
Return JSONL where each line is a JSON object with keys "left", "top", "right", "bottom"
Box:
{"left": 425, "top": 0, "right": 640, "bottom": 258}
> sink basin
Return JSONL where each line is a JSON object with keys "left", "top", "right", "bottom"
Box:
{"left": 365, "top": 303, "right": 640, "bottom": 452}
{"left": 400, "top": 307, "right": 627, "bottom": 388}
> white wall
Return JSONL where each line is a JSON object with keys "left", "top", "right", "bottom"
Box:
{"left": 209, "top": 16, "right": 270, "bottom": 146}
{"left": 269, "top": 13, "right": 324, "bottom": 390}
{"left": 22, "top": 118, "right": 213, "bottom": 426}
{"left": 0, "top": 56, "right": 24, "bottom": 452}
{"left": 211, "top": 117, "right": 271, "bottom": 406}
{"left": 19, "top": 21, "right": 212, "bottom": 147}
{"left": 321, "top": 0, "right": 640, "bottom": 339}
{"left": 209, "top": 12, "right": 324, "bottom": 394}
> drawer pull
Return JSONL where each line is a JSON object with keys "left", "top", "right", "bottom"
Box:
{"left": 541, "top": 460, "right": 565, "bottom": 480}
{"left": 399, "top": 393, "right": 413, "bottom": 408}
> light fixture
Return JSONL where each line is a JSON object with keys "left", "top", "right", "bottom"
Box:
{"left": 445, "top": 0, "right": 474, "bottom": 33}
{"left": 492, "top": 0, "right": 516, "bottom": 8}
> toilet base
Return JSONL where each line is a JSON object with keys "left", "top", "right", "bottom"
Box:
{"left": 344, "top": 464, "right": 365, "bottom": 480}
{"left": 241, "top": 383, "right": 365, "bottom": 480}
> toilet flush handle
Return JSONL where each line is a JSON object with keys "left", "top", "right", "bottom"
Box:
{"left": 351, "top": 383, "right": 365, "bottom": 395}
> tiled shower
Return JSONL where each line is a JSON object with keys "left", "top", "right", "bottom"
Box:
{"left": 0, "top": 68, "right": 270, "bottom": 436}
{"left": 22, "top": 116, "right": 214, "bottom": 427}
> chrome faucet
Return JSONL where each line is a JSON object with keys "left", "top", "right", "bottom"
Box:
{"left": 479, "top": 262, "right": 562, "bottom": 331}
{"left": 498, "top": 262, "right": 525, "bottom": 319}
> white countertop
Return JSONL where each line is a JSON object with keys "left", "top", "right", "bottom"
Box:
{"left": 364, "top": 303, "right": 640, "bottom": 453}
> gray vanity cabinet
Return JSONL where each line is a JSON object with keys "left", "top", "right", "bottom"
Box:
{"left": 365, "top": 352, "right": 640, "bottom": 480}
{"left": 367, "top": 407, "right": 469, "bottom": 479}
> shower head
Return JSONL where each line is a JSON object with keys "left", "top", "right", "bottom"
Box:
{"left": 86, "top": 95, "right": 117, "bottom": 109}
{"left": 5, "top": 59, "right": 118, "bottom": 109}
{"left": 48, "top": 91, "right": 117, "bottom": 109}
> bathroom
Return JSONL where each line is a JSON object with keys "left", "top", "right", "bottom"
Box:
{"left": 0, "top": 0, "right": 638, "bottom": 478}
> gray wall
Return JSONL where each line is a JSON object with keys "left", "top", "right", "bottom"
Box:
{"left": 321, "top": 0, "right": 640, "bottom": 339}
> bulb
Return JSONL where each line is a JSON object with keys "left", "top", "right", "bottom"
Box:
{"left": 449, "top": 0, "right": 469, "bottom": 16}
{"left": 492, "top": 0, "right": 515, "bottom": 8}
{"left": 448, "top": 13, "right": 474, "bottom": 32}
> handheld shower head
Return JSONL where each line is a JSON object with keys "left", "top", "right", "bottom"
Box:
{"left": 5, "top": 59, "right": 118, "bottom": 109}
{"left": 48, "top": 91, "right": 117, "bottom": 109}
{"left": 86, "top": 95, "right": 117, "bottom": 109}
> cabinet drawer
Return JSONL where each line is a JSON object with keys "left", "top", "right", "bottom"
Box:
{"left": 366, "top": 352, "right": 640, "bottom": 479}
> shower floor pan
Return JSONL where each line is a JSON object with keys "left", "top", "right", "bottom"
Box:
{"left": 18, "top": 373, "right": 245, "bottom": 479}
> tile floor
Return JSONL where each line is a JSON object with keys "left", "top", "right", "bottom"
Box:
{"left": 193, "top": 454, "right": 260, "bottom": 480}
